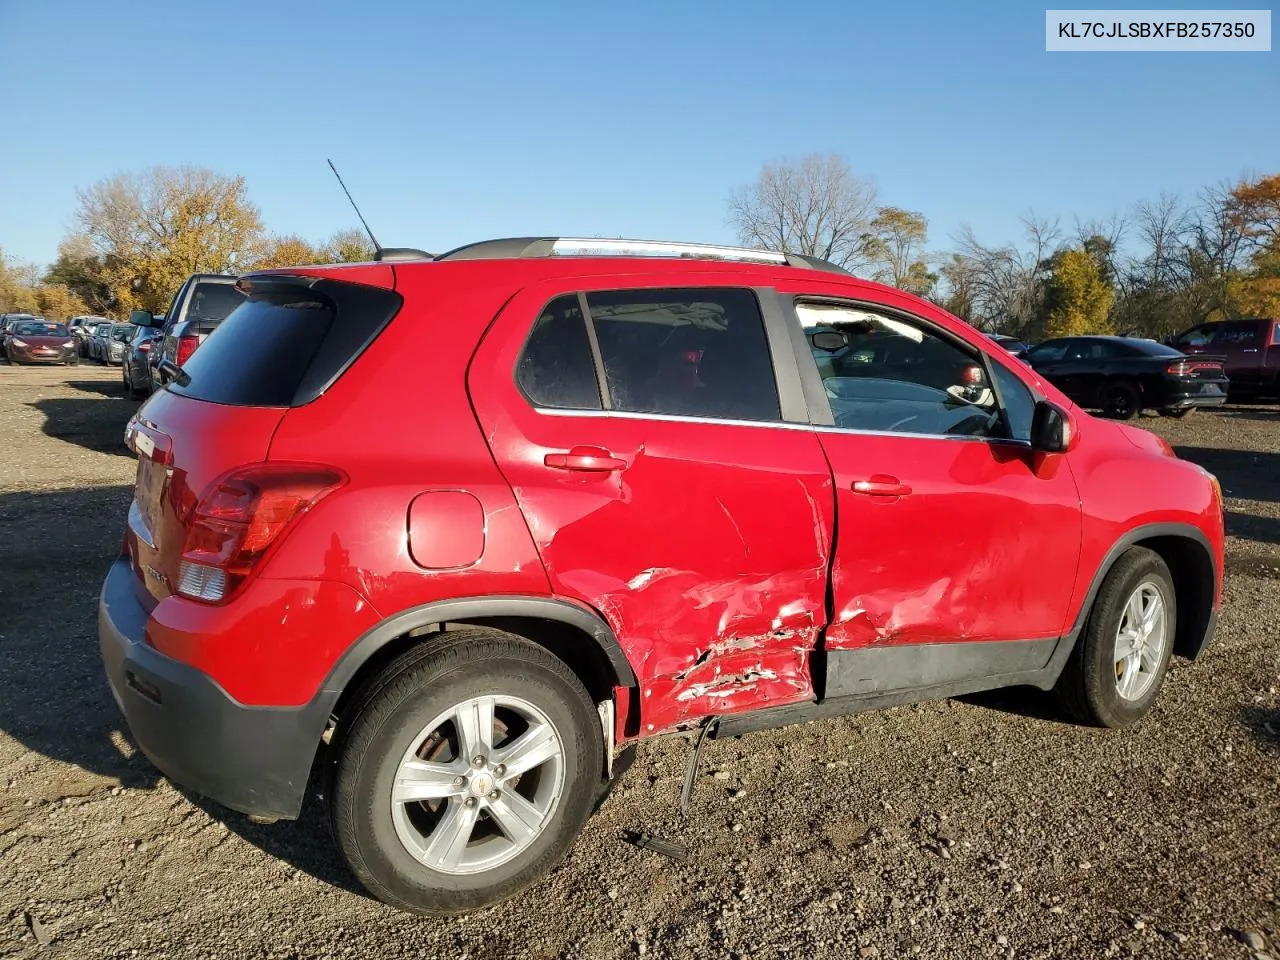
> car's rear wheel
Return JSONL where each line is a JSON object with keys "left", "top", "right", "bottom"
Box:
{"left": 1054, "top": 546, "right": 1176, "bottom": 728}
{"left": 1160, "top": 407, "right": 1195, "bottom": 419}
{"left": 1102, "top": 382, "right": 1140, "bottom": 420}
{"left": 329, "top": 629, "right": 603, "bottom": 915}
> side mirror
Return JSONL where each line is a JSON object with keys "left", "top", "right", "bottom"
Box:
{"left": 1030, "top": 401, "right": 1073, "bottom": 454}
{"left": 129, "top": 309, "right": 161, "bottom": 328}
{"left": 810, "top": 330, "right": 849, "bottom": 352}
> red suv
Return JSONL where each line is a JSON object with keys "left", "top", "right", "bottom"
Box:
{"left": 100, "top": 238, "right": 1224, "bottom": 915}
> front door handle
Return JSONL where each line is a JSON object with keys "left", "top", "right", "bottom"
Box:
{"left": 544, "top": 445, "right": 627, "bottom": 472}
{"left": 852, "top": 475, "right": 912, "bottom": 497}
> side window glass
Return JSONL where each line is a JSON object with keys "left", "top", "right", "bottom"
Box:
{"left": 1218, "top": 321, "right": 1260, "bottom": 346}
{"left": 991, "top": 361, "right": 1036, "bottom": 442}
{"left": 798, "top": 302, "right": 1001, "bottom": 438}
{"left": 1026, "top": 341, "right": 1068, "bottom": 364}
{"left": 586, "top": 288, "right": 781, "bottom": 422}
{"left": 516, "top": 295, "right": 602, "bottom": 410}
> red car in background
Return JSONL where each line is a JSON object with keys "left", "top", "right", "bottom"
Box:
{"left": 3, "top": 319, "right": 78, "bottom": 365}
{"left": 101, "top": 237, "right": 1224, "bottom": 916}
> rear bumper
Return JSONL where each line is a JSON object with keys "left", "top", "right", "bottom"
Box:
{"left": 98, "top": 558, "right": 325, "bottom": 820}
{"left": 1158, "top": 378, "right": 1229, "bottom": 410}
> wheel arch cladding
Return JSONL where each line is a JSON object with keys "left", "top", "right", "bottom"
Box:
{"left": 325, "top": 597, "right": 637, "bottom": 724}
{"left": 1081, "top": 524, "right": 1218, "bottom": 662}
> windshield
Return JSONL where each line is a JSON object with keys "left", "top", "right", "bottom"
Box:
{"left": 111, "top": 325, "right": 136, "bottom": 342}
{"left": 13, "top": 322, "right": 68, "bottom": 337}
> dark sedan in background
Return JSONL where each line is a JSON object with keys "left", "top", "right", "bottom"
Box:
{"left": 122, "top": 325, "right": 161, "bottom": 398}
{"left": 1024, "top": 335, "right": 1229, "bottom": 419}
{"left": 2, "top": 320, "right": 78, "bottom": 365}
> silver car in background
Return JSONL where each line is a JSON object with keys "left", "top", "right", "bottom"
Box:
{"left": 103, "top": 323, "right": 137, "bottom": 366}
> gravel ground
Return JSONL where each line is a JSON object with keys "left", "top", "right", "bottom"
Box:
{"left": 1, "top": 363, "right": 1277, "bottom": 960}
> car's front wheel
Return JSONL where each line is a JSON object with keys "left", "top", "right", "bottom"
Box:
{"left": 329, "top": 629, "right": 603, "bottom": 915}
{"left": 1054, "top": 546, "right": 1176, "bottom": 728}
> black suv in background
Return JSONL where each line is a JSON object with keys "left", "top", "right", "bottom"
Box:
{"left": 142, "top": 274, "right": 246, "bottom": 386}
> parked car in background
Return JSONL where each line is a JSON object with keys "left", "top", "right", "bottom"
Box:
{"left": 103, "top": 237, "right": 1224, "bottom": 916}
{"left": 70, "top": 315, "right": 109, "bottom": 355}
{"left": 1024, "top": 335, "right": 1228, "bottom": 419}
{"left": 122, "top": 324, "right": 161, "bottom": 398}
{"left": 987, "top": 333, "right": 1031, "bottom": 359}
{"left": 0, "top": 314, "right": 42, "bottom": 358}
{"left": 1167, "top": 317, "right": 1280, "bottom": 399}
{"left": 102, "top": 323, "right": 137, "bottom": 366}
{"left": 149, "top": 274, "right": 246, "bottom": 385}
{"left": 87, "top": 321, "right": 114, "bottom": 362}
{"left": 3, "top": 319, "right": 77, "bottom": 365}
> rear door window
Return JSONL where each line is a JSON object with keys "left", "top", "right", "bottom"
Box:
{"left": 169, "top": 278, "right": 402, "bottom": 407}
{"left": 515, "top": 296, "right": 602, "bottom": 410}
{"left": 587, "top": 288, "right": 780, "bottom": 422}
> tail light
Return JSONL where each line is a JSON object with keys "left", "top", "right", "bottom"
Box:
{"left": 139, "top": 340, "right": 152, "bottom": 353}
{"left": 175, "top": 335, "right": 200, "bottom": 367}
{"left": 1167, "top": 359, "right": 1221, "bottom": 375}
{"left": 176, "top": 464, "right": 346, "bottom": 603}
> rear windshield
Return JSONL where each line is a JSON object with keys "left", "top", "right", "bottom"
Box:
{"left": 1125, "top": 339, "right": 1184, "bottom": 358}
{"left": 170, "top": 277, "right": 403, "bottom": 407}
{"left": 187, "top": 282, "right": 246, "bottom": 321}
{"left": 111, "top": 325, "right": 135, "bottom": 341}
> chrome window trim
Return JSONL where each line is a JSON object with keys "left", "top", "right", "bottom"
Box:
{"left": 530, "top": 404, "right": 1033, "bottom": 448}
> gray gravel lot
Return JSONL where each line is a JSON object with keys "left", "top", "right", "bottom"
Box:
{"left": 1, "top": 363, "right": 1277, "bottom": 960}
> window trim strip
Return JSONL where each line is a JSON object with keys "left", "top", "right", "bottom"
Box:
{"left": 576, "top": 291, "right": 612, "bottom": 410}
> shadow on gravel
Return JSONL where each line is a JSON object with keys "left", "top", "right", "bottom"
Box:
{"left": 954, "top": 685, "right": 1071, "bottom": 724}
{"left": 0, "top": 485, "right": 160, "bottom": 792}
{"left": 1172, "top": 446, "right": 1280, "bottom": 504}
{"left": 185, "top": 790, "right": 371, "bottom": 898}
{"left": 1239, "top": 705, "right": 1280, "bottom": 752}
{"left": 29, "top": 393, "right": 139, "bottom": 457}
{"left": 1215, "top": 406, "right": 1280, "bottom": 424}
{"left": 64, "top": 376, "right": 128, "bottom": 398}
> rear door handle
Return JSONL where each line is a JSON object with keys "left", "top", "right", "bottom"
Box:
{"left": 852, "top": 475, "right": 911, "bottom": 497}
{"left": 544, "top": 445, "right": 627, "bottom": 472}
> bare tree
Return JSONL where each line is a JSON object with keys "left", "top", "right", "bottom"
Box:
{"left": 727, "top": 154, "right": 879, "bottom": 270}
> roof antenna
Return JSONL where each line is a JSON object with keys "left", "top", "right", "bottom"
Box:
{"left": 325, "top": 160, "right": 432, "bottom": 263}
{"left": 327, "top": 159, "right": 382, "bottom": 253}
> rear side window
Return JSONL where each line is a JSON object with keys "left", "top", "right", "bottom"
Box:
{"left": 516, "top": 296, "right": 602, "bottom": 410}
{"left": 1215, "top": 321, "right": 1261, "bottom": 346}
{"left": 587, "top": 288, "right": 780, "bottom": 422}
{"left": 170, "top": 278, "right": 402, "bottom": 407}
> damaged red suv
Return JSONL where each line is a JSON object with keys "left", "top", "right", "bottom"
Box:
{"left": 101, "top": 238, "right": 1224, "bottom": 915}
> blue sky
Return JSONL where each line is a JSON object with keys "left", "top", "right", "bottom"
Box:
{"left": 1, "top": 0, "right": 1276, "bottom": 267}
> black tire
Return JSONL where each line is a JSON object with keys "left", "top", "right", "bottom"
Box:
{"left": 67, "top": 356, "right": 79, "bottom": 366}
{"left": 1160, "top": 407, "right": 1195, "bottom": 419}
{"left": 1102, "top": 381, "right": 1141, "bottom": 420}
{"left": 328, "top": 629, "right": 603, "bottom": 915}
{"left": 1054, "top": 546, "right": 1177, "bottom": 728}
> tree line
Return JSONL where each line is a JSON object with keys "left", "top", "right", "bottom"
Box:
{"left": 0, "top": 165, "right": 374, "bottom": 319}
{"left": 729, "top": 153, "right": 1280, "bottom": 340}
{"left": 3, "top": 158, "right": 1277, "bottom": 340}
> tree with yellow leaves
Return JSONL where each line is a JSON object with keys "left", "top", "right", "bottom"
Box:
{"left": 70, "top": 166, "right": 265, "bottom": 314}
{"left": 1039, "top": 248, "right": 1115, "bottom": 338}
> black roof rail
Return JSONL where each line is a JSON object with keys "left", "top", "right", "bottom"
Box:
{"left": 431, "top": 236, "right": 850, "bottom": 275}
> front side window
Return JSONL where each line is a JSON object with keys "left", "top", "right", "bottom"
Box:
{"left": 1173, "top": 324, "right": 1214, "bottom": 347}
{"left": 799, "top": 302, "right": 1003, "bottom": 438}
